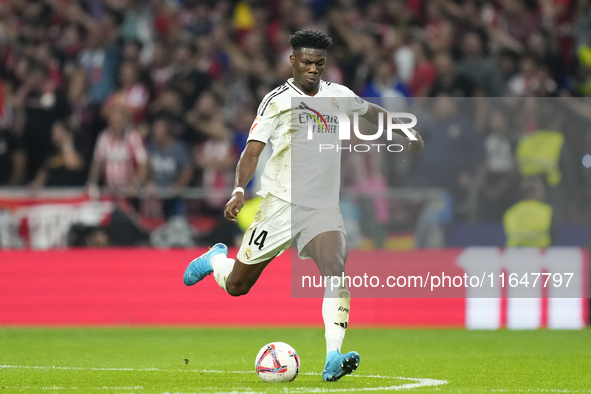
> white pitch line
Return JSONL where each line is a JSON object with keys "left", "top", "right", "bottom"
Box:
{"left": 2, "top": 366, "right": 588, "bottom": 394}
{"left": 2, "top": 387, "right": 143, "bottom": 391}
{"left": 0, "top": 365, "right": 448, "bottom": 392}
{"left": 0, "top": 365, "right": 189, "bottom": 372}
{"left": 455, "top": 390, "right": 591, "bottom": 393}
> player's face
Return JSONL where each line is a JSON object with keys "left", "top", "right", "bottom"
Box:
{"left": 290, "top": 48, "right": 326, "bottom": 94}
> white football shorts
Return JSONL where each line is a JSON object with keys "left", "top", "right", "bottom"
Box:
{"left": 237, "top": 194, "right": 346, "bottom": 265}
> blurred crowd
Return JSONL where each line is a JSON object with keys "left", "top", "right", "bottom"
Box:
{"left": 0, "top": 0, "right": 590, "bottom": 226}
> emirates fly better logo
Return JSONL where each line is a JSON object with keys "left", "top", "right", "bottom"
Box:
{"left": 299, "top": 101, "right": 418, "bottom": 153}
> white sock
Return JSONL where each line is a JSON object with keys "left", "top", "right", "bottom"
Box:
{"left": 210, "top": 254, "right": 234, "bottom": 292}
{"left": 322, "top": 284, "right": 350, "bottom": 355}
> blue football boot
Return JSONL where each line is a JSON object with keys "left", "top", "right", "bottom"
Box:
{"left": 322, "top": 350, "right": 360, "bottom": 382}
{"left": 183, "top": 243, "right": 228, "bottom": 286}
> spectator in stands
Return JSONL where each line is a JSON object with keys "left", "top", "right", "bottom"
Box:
{"left": 56, "top": 24, "right": 86, "bottom": 76}
{"left": 0, "top": 79, "right": 25, "bottom": 186}
{"left": 195, "top": 29, "right": 231, "bottom": 81}
{"left": 496, "top": 0, "right": 541, "bottom": 45}
{"left": 193, "top": 104, "right": 238, "bottom": 213}
{"left": 151, "top": 0, "right": 178, "bottom": 41}
{"left": 575, "top": 3, "right": 591, "bottom": 95}
{"left": 78, "top": 8, "right": 123, "bottom": 104}
{"left": 530, "top": 63, "right": 559, "bottom": 97}
{"left": 120, "top": 0, "right": 155, "bottom": 65}
{"left": 497, "top": 49, "right": 521, "bottom": 94}
{"left": 423, "top": 0, "right": 455, "bottom": 52}
{"left": 148, "top": 95, "right": 187, "bottom": 151}
{"left": 150, "top": 40, "right": 174, "bottom": 98}
{"left": 506, "top": 53, "right": 539, "bottom": 96}
{"left": 0, "top": 124, "right": 25, "bottom": 187}
{"left": 66, "top": 68, "right": 97, "bottom": 159}
{"left": 362, "top": 59, "right": 410, "bottom": 111}
{"left": 515, "top": 100, "right": 577, "bottom": 220}
{"left": 34, "top": 42, "right": 65, "bottom": 89}
{"left": 503, "top": 176, "right": 555, "bottom": 248}
{"left": 390, "top": 27, "right": 415, "bottom": 86}
{"left": 147, "top": 116, "right": 193, "bottom": 219}
{"left": 30, "top": 121, "right": 86, "bottom": 190}
{"left": 576, "top": 50, "right": 591, "bottom": 96}
{"left": 527, "top": 29, "right": 562, "bottom": 83}
{"left": 16, "top": 62, "right": 71, "bottom": 181}
{"left": 231, "top": 104, "right": 271, "bottom": 194}
{"left": 87, "top": 101, "right": 148, "bottom": 196}
{"left": 413, "top": 95, "right": 483, "bottom": 220}
{"left": 185, "top": 90, "right": 228, "bottom": 145}
{"left": 232, "top": 104, "right": 256, "bottom": 156}
{"left": 121, "top": 39, "right": 154, "bottom": 95}
{"left": 408, "top": 40, "right": 436, "bottom": 97}
{"left": 429, "top": 51, "right": 477, "bottom": 97}
{"left": 169, "top": 42, "right": 210, "bottom": 110}
{"left": 112, "top": 60, "right": 150, "bottom": 124}
{"left": 457, "top": 29, "right": 502, "bottom": 97}
{"left": 477, "top": 109, "right": 520, "bottom": 221}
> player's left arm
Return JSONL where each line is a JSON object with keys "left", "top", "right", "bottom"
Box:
{"left": 361, "top": 102, "right": 424, "bottom": 155}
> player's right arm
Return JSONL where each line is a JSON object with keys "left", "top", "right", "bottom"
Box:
{"left": 225, "top": 87, "right": 281, "bottom": 222}
{"left": 224, "top": 140, "right": 266, "bottom": 223}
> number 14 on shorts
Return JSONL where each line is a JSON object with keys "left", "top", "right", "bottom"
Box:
{"left": 248, "top": 228, "right": 268, "bottom": 250}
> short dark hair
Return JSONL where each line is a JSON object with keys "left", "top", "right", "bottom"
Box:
{"left": 289, "top": 29, "right": 332, "bottom": 51}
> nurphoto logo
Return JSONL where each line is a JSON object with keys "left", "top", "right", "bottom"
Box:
{"left": 302, "top": 108, "right": 418, "bottom": 153}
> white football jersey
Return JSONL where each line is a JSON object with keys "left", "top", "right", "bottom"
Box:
{"left": 248, "top": 78, "right": 368, "bottom": 208}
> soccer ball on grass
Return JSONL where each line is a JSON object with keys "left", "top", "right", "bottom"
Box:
{"left": 254, "top": 342, "right": 300, "bottom": 382}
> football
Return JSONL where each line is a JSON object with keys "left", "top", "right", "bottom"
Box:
{"left": 254, "top": 342, "right": 300, "bottom": 382}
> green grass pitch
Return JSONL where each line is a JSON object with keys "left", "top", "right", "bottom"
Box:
{"left": 1, "top": 327, "right": 590, "bottom": 393}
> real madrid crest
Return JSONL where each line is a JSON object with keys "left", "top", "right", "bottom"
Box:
{"left": 331, "top": 98, "right": 340, "bottom": 109}
{"left": 244, "top": 248, "right": 252, "bottom": 260}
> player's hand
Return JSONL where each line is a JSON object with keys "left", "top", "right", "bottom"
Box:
{"left": 409, "top": 131, "right": 424, "bottom": 155}
{"left": 224, "top": 193, "right": 245, "bottom": 223}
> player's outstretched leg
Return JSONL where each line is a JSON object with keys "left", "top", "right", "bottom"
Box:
{"left": 183, "top": 243, "right": 228, "bottom": 286}
{"left": 323, "top": 350, "right": 360, "bottom": 382}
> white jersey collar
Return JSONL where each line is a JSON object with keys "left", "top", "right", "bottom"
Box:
{"left": 287, "top": 78, "right": 324, "bottom": 96}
